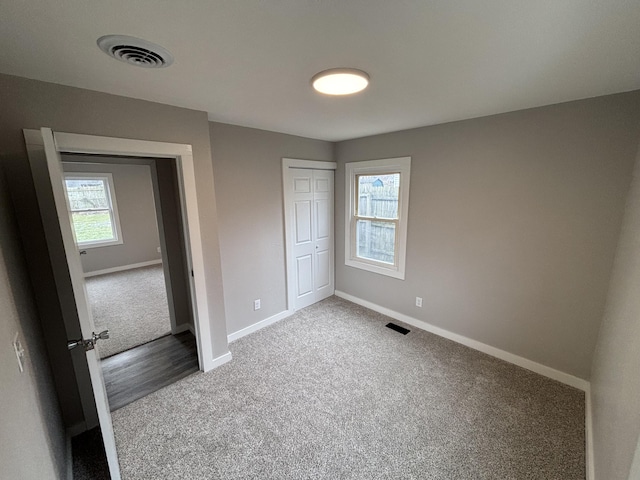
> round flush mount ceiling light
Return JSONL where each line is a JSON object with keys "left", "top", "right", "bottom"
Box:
{"left": 97, "top": 35, "right": 174, "bottom": 68}
{"left": 311, "top": 68, "right": 369, "bottom": 95}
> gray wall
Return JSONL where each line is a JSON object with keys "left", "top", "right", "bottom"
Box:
{"left": 154, "top": 160, "right": 194, "bottom": 329}
{"left": 0, "top": 73, "right": 229, "bottom": 430}
{"left": 5, "top": 144, "right": 89, "bottom": 430}
{"left": 62, "top": 159, "right": 162, "bottom": 274}
{"left": 210, "top": 122, "right": 333, "bottom": 335}
{"left": 335, "top": 91, "right": 640, "bottom": 380}
{"left": 590, "top": 135, "right": 640, "bottom": 480}
{"left": 0, "top": 168, "right": 67, "bottom": 479}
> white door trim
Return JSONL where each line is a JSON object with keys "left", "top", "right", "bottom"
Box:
{"left": 24, "top": 129, "right": 217, "bottom": 372}
{"left": 282, "top": 158, "right": 336, "bottom": 312}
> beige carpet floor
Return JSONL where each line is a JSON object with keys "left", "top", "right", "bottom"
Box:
{"left": 85, "top": 264, "right": 172, "bottom": 359}
{"left": 111, "top": 296, "right": 585, "bottom": 479}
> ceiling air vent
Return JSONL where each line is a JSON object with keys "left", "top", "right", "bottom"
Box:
{"left": 97, "top": 35, "right": 173, "bottom": 68}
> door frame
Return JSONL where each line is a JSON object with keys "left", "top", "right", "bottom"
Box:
{"left": 282, "top": 158, "right": 337, "bottom": 312}
{"left": 24, "top": 130, "right": 217, "bottom": 372}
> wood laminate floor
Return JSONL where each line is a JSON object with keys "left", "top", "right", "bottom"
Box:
{"left": 102, "top": 331, "right": 199, "bottom": 411}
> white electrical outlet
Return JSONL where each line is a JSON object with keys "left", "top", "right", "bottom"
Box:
{"left": 254, "top": 299, "right": 261, "bottom": 311}
{"left": 415, "top": 297, "right": 423, "bottom": 308}
{"left": 157, "top": 246, "right": 161, "bottom": 253}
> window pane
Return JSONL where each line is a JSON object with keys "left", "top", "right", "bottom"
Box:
{"left": 65, "top": 179, "right": 110, "bottom": 210}
{"left": 71, "top": 211, "right": 115, "bottom": 243}
{"left": 357, "top": 173, "right": 400, "bottom": 218}
{"left": 356, "top": 219, "right": 396, "bottom": 264}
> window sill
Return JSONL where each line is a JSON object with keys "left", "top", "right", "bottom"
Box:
{"left": 78, "top": 239, "right": 123, "bottom": 249}
{"left": 345, "top": 257, "right": 405, "bottom": 280}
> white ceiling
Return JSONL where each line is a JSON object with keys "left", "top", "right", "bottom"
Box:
{"left": 1, "top": 1, "right": 639, "bottom": 141}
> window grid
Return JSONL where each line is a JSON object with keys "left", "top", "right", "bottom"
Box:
{"left": 353, "top": 173, "right": 402, "bottom": 267}
{"left": 64, "top": 173, "right": 123, "bottom": 248}
{"left": 344, "top": 157, "right": 411, "bottom": 280}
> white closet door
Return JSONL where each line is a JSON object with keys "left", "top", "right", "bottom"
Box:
{"left": 290, "top": 168, "right": 334, "bottom": 310}
{"left": 313, "top": 170, "right": 334, "bottom": 302}
{"left": 292, "top": 169, "right": 316, "bottom": 309}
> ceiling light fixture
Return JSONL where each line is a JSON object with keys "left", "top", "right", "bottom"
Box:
{"left": 311, "top": 68, "right": 369, "bottom": 95}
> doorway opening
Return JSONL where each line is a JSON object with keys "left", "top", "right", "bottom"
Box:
{"left": 22, "top": 129, "right": 224, "bottom": 480}
{"left": 61, "top": 153, "right": 199, "bottom": 411}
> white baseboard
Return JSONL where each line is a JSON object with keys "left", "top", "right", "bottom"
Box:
{"left": 585, "top": 387, "right": 594, "bottom": 480}
{"left": 83, "top": 259, "right": 162, "bottom": 278}
{"left": 173, "top": 323, "right": 195, "bottom": 335}
{"left": 227, "top": 309, "right": 294, "bottom": 343}
{"left": 334, "top": 290, "right": 590, "bottom": 392}
{"left": 207, "top": 351, "right": 232, "bottom": 371}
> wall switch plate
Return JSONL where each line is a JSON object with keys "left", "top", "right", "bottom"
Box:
{"left": 415, "top": 297, "right": 423, "bottom": 308}
{"left": 157, "top": 246, "right": 161, "bottom": 253}
{"left": 254, "top": 299, "right": 261, "bottom": 311}
{"left": 12, "top": 332, "right": 25, "bottom": 373}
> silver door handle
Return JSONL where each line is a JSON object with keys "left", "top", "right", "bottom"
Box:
{"left": 67, "top": 330, "right": 109, "bottom": 351}
{"left": 92, "top": 330, "right": 110, "bottom": 342}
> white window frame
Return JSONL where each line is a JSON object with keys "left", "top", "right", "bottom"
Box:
{"left": 63, "top": 172, "right": 124, "bottom": 248}
{"left": 345, "top": 156, "right": 411, "bottom": 279}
